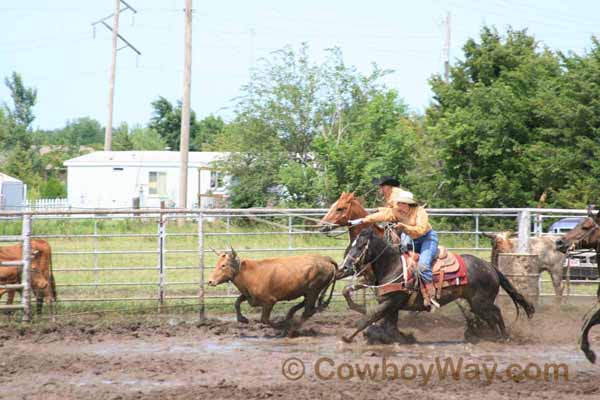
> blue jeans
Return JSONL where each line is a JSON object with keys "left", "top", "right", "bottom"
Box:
{"left": 411, "top": 229, "right": 438, "bottom": 283}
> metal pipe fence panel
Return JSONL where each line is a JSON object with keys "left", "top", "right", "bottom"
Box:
{"left": 0, "top": 207, "right": 595, "bottom": 319}
{"left": 0, "top": 215, "right": 32, "bottom": 321}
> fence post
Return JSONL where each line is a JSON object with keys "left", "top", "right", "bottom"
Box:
{"left": 226, "top": 214, "right": 231, "bottom": 238}
{"left": 288, "top": 216, "right": 293, "bottom": 250}
{"left": 474, "top": 214, "right": 480, "bottom": 249}
{"left": 198, "top": 211, "right": 205, "bottom": 320}
{"left": 21, "top": 214, "right": 32, "bottom": 323}
{"left": 93, "top": 216, "right": 99, "bottom": 289}
{"left": 517, "top": 210, "right": 531, "bottom": 253}
{"left": 158, "top": 213, "right": 166, "bottom": 310}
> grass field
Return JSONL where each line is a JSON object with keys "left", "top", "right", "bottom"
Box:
{"left": 0, "top": 214, "right": 596, "bottom": 318}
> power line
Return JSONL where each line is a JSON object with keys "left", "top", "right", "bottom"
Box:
{"left": 442, "top": 11, "right": 451, "bottom": 83}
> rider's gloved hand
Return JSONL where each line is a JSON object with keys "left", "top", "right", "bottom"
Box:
{"left": 348, "top": 219, "right": 363, "bottom": 226}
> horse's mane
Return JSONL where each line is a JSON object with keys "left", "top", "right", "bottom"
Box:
{"left": 340, "top": 191, "right": 366, "bottom": 208}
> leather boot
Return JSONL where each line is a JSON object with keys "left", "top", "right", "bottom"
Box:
{"left": 420, "top": 281, "right": 430, "bottom": 307}
{"left": 424, "top": 282, "right": 440, "bottom": 310}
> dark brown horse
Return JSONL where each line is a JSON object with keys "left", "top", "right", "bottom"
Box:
{"left": 339, "top": 228, "right": 535, "bottom": 343}
{"left": 318, "top": 192, "right": 385, "bottom": 314}
{"left": 555, "top": 206, "right": 600, "bottom": 363}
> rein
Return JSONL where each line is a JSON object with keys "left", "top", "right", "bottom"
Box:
{"left": 348, "top": 238, "right": 406, "bottom": 289}
{"left": 324, "top": 229, "right": 348, "bottom": 239}
{"left": 570, "top": 218, "right": 600, "bottom": 250}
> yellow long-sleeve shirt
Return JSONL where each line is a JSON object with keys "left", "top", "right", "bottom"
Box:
{"left": 362, "top": 190, "right": 432, "bottom": 239}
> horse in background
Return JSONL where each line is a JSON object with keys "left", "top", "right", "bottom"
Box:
{"left": 483, "top": 231, "right": 565, "bottom": 299}
{"left": 555, "top": 205, "right": 600, "bottom": 363}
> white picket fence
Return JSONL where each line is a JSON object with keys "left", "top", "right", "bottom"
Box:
{"left": 22, "top": 198, "right": 69, "bottom": 211}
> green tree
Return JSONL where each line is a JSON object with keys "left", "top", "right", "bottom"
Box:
{"left": 2, "top": 145, "right": 43, "bottom": 191}
{"left": 39, "top": 177, "right": 67, "bottom": 198}
{"left": 3, "top": 71, "right": 37, "bottom": 129}
{"left": 531, "top": 37, "right": 600, "bottom": 207}
{"left": 2, "top": 72, "right": 38, "bottom": 150}
{"left": 112, "top": 122, "right": 133, "bottom": 150}
{"left": 193, "top": 115, "right": 225, "bottom": 150}
{"left": 312, "top": 90, "right": 417, "bottom": 206}
{"left": 58, "top": 117, "right": 104, "bottom": 147}
{"left": 427, "top": 27, "right": 563, "bottom": 207}
{"left": 149, "top": 96, "right": 200, "bottom": 151}
{"left": 130, "top": 126, "right": 167, "bottom": 150}
{"left": 0, "top": 108, "right": 8, "bottom": 147}
{"left": 218, "top": 44, "right": 418, "bottom": 207}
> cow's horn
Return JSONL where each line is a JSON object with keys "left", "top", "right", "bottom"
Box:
{"left": 208, "top": 246, "right": 220, "bottom": 256}
{"left": 230, "top": 246, "right": 237, "bottom": 259}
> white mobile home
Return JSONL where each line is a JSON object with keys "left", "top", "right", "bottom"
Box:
{"left": 0, "top": 173, "right": 26, "bottom": 210}
{"left": 64, "top": 151, "right": 230, "bottom": 209}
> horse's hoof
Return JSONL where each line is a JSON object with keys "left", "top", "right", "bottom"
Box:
{"left": 341, "top": 335, "right": 353, "bottom": 343}
{"left": 237, "top": 317, "right": 249, "bottom": 324}
{"left": 584, "top": 350, "right": 597, "bottom": 364}
{"left": 401, "top": 333, "right": 417, "bottom": 345}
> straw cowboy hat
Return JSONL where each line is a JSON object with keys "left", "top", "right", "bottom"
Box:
{"left": 390, "top": 189, "right": 418, "bottom": 205}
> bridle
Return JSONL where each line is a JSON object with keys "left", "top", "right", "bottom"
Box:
{"left": 343, "top": 237, "right": 409, "bottom": 289}
{"left": 343, "top": 238, "right": 390, "bottom": 278}
{"left": 567, "top": 217, "right": 600, "bottom": 251}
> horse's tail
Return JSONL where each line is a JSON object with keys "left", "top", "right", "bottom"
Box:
{"left": 581, "top": 307, "right": 600, "bottom": 364}
{"left": 317, "top": 259, "right": 338, "bottom": 311}
{"left": 495, "top": 268, "right": 535, "bottom": 319}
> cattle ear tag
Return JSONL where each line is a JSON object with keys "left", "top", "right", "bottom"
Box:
{"left": 32, "top": 249, "right": 40, "bottom": 256}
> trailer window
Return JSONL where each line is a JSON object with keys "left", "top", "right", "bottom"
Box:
{"left": 149, "top": 172, "right": 167, "bottom": 196}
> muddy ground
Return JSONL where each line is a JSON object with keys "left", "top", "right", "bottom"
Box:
{"left": 1, "top": 303, "right": 599, "bottom": 400}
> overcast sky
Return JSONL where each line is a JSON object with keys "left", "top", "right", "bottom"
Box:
{"left": 1, "top": 0, "right": 598, "bottom": 130}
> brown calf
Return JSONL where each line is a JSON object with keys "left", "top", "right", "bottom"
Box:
{"left": 0, "top": 239, "right": 56, "bottom": 315}
{"left": 207, "top": 248, "right": 337, "bottom": 327}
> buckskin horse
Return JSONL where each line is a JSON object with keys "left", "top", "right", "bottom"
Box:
{"left": 339, "top": 228, "right": 535, "bottom": 344}
{"left": 483, "top": 231, "right": 566, "bottom": 300}
{"left": 555, "top": 205, "right": 600, "bottom": 363}
{"left": 318, "top": 192, "right": 386, "bottom": 315}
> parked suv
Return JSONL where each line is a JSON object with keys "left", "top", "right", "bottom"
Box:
{"left": 549, "top": 217, "right": 585, "bottom": 234}
{"left": 563, "top": 250, "right": 598, "bottom": 280}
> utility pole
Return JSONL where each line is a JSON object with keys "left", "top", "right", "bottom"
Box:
{"left": 179, "top": 0, "right": 193, "bottom": 209}
{"left": 105, "top": 0, "right": 120, "bottom": 152}
{"left": 442, "top": 11, "right": 451, "bottom": 83}
{"left": 92, "top": 0, "right": 140, "bottom": 151}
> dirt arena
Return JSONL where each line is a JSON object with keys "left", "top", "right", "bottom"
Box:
{"left": 1, "top": 303, "right": 599, "bottom": 400}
